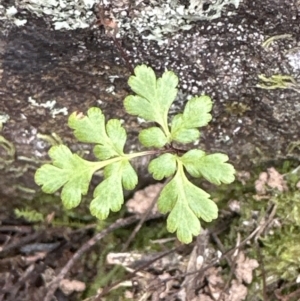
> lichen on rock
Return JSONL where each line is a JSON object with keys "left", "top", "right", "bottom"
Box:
{"left": 115, "top": 0, "right": 242, "bottom": 44}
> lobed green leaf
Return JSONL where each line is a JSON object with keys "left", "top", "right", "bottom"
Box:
{"left": 139, "top": 127, "right": 168, "bottom": 148}
{"left": 158, "top": 162, "right": 218, "bottom": 243}
{"left": 68, "top": 107, "right": 105, "bottom": 144}
{"left": 170, "top": 96, "right": 213, "bottom": 144}
{"left": 181, "top": 151, "right": 235, "bottom": 185}
{"left": 90, "top": 172, "right": 123, "bottom": 220}
{"left": 93, "top": 119, "right": 126, "bottom": 160}
{"left": 167, "top": 202, "right": 201, "bottom": 244}
{"left": 148, "top": 153, "right": 177, "bottom": 180}
{"left": 170, "top": 114, "right": 200, "bottom": 143}
{"left": 124, "top": 65, "right": 178, "bottom": 135}
{"left": 35, "top": 145, "right": 99, "bottom": 209}
{"left": 90, "top": 160, "right": 138, "bottom": 219}
{"left": 105, "top": 119, "right": 127, "bottom": 155}
{"left": 182, "top": 96, "right": 213, "bottom": 128}
{"left": 180, "top": 149, "right": 206, "bottom": 176}
{"left": 34, "top": 65, "right": 235, "bottom": 245}
{"left": 69, "top": 107, "right": 126, "bottom": 160}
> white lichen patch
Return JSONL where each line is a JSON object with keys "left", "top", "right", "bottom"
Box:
{"left": 28, "top": 97, "right": 56, "bottom": 109}
{"left": 286, "top": 47, "right": 300, "bottom": 71}
{"left": 16, "top": 0, "right": 98, "bottom": 30}
{"left": 50, "top": 107, "right": 68, "bottom": 118}
{"left": 116, "top": 0, "right": 243, "bottom": 44}
{"left": 1, "top": 5, "right": 27, "bottom": 27}
{"left": 0, "top": 112, "right": 10, "bottom": 131}
{"left": 105, "top": 85, "right": 115, "bottom": 93}
{"left": 5, "top": 6, "right": 18, "bottom": 17}
{"left": 0, "top": 0, "right": 243, "bottom": 38}
{"left": 14, "top": 19, "right": 27, "bottom": 26}
{"left": 0, "top": 112, "right": 10, "bottom": 124}
{"left": 28, "top": 97, "right": 68, "bottom": 118}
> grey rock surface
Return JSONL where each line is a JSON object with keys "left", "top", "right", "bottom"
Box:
{"left": 0, "top": 0, "right": 299, "bottom": 200}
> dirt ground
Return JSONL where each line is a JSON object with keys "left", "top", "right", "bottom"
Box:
{"left": 1, "top": 164, "right": 300, "bottom": 301}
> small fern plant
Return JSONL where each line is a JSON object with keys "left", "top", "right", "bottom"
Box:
{"left": 35, "top": 65, "right": 235, "bottom": 243}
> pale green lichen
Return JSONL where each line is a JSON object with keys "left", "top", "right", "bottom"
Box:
{"left": 10, "top": 0, "right": 242, "bottom": 44}
{"left": 0, "top": 135, "right": 16, "bottom": 166}
{"left": 257, "top": 74, "right": 300, "bottom": 93}
{"left": 261, "top": 34, "right": 293, "bottom": 49}
{"left": 37, "top": 133, "right": 63, "bottom": 146}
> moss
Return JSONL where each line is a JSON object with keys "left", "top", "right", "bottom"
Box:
{"left": 206, "top": 160, "right": 300, "bottom": 298}
{"left": 260, "top": 186, "right": 300, "bottom": 282}
{"left": 224, "top": 101, "right": 251, "bottom": 116}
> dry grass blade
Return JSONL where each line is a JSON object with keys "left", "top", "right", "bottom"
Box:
{"left": 44, "top": 212, "right": 162, "bottom": 301}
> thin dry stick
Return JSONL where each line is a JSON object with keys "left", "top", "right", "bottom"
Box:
{"left": 256, "top": 242, "right": 268, "bottom": 301}
{"left": 211, "top": 232, "right": 237, "bottom": 301}
{"left": 164, "top": 215, "right": 275, "bottom": 300}
{"left": 94, "top": 246, "right": 183, "bottom": 301}
{"left": 122, "top": 182, "right": 168, "bottom": 251}
{"left": 0, "top": 225, "right": 32, "bottom": 233}
{"left": 111, "top": 36, "right": 134, "bottom": 74}
{"left": 0, "top": 231, "right": 44, "bottom": 255}
{"left": 44, "top": 213, "right": 161, "bottom": 301}
{"left": 95, "top": 1, "right": 134, "bottom": 74}
{"left": 275, "top": 286, "right": 300, "bottom": 301}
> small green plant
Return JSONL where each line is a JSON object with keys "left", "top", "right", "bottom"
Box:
{"left": 35, "top": 65, "right": 235, "bottom": 243}
{"left": 257, "top": 74, "right": 300, "bottom": 92}
{"left": 14, "top": 208, "right": 44, "bottom": 222}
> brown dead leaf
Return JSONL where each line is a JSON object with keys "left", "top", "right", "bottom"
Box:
{"left": 235, "top": 252, "right": 259, "bottom": 284}
{"left": 255, "top": 167, "right": 288, "bottom": 195}
{"left": 207, "top": 267, "right": 224, "bottom": 287}
{"left": 124, "top": 290, "right": 134, "bottom": 299}
{"left": 227, "top": 279, "right": 247, "bottom": 301}
{"left": 46, "top": 211, "right": 55, "bottom": 224}
{"left": 23, "top": 252, "right": 46, "bottom": 264}
{"left": 206, "top": 267, "right": 224, "bottom": 300}
{"left": 236, "top": 171, "right": 251, "bottom": 185}
{"left": 59, "top": 279, "right": 86, "bottom": 296}
{"left": 126, "top": 183, "right": 163, "bottom": 214}
{"left": 149, "top": 272, "right": 173, "bottom": 299}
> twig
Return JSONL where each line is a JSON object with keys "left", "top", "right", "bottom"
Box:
{"left": 0, "top": 231, "right": 44, "bottom": 256}
{"left": 94, "top": 246, "right": 183, "bottom": 300}
{"left": 111, "top": 36, "right": 134, "bottom": 74}
{"left": 122, "top": 182, "right": 167, "bottom": 251}
{"left": 0, "top": 225, "right": 33, "bottom": 234}
{"left": 256, "top": 242, "right": 268, "bottom": 301}
{"left": 94, "top": 1, "right": 134, "bottom": 74}
{"left": 211, "top": 232, "right": 237, "bottom": 301}
{"left": 44, "top": 213, "right": 162, "bottom": 301}
{"left": 166, "top": 207, "right": 280, "bottom": 300}
{"left": 275, "top": 286, "right": 300, "bottom": 301}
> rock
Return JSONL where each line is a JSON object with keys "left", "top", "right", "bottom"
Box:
{"left": 0, "top": 0, "right": 299, "bottom": 202}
